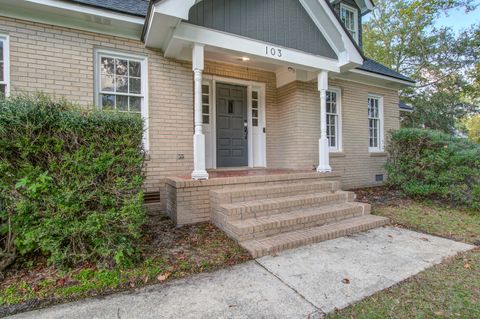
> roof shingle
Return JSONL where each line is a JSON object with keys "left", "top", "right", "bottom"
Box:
{"left": 357, "top": 59, "right": 415, "bottom": 83}
{"left": 68, "top": 0, "right": 149, "bottom": 17}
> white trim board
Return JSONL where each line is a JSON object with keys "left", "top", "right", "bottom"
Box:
{"left": 0, "top": 34, "right": 10, "bottom": 97}
{"left": 203, "top": 75, "right": 267, "bottom": 169}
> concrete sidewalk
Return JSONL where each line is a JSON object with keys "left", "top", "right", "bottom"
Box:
{"left": 9, "top": 227, "right": 474, "bottom": 319}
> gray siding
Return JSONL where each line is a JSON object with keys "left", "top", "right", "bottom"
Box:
{"left": 187, "top": 0, "right": 337, "bottom": 59}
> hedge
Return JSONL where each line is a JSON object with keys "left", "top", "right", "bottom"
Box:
{"left": 385, "top": 128, "right": 480, "bottom": 210}
{"left": 0, "top": 95, "right": 146, "bottom": 268}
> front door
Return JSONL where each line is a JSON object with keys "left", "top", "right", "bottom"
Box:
{"left": 216, "top": 83, "right": 248, "bottom": 167}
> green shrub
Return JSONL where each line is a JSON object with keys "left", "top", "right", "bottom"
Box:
{"left": 385, "top": 128, "right": 480, "bottom": 210}
{"left": 0, "top": 95, "right": 146, "bottom": 267}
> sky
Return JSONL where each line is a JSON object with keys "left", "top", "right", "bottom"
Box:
{"left": 436, "top": 4, "right": 480, "bottom": 33}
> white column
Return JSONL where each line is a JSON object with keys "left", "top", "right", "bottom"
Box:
{"left": 317, "top": 70, "right": 332, "bottom": 173}
{"left": 191, "top": 43, "right": 209, "bottom": 180}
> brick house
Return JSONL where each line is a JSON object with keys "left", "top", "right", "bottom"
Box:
{"left": 0, "top": 0, "right": 415, "bottom": 256}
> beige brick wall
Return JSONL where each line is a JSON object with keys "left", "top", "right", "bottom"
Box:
{"left": 273, "top": 79, "right": 400, "bottom": 189}
{"left": 0, "top": 15, "right": 399, "bottom": 206}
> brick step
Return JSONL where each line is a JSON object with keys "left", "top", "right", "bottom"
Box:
{"left": 241, "top": 215, "right": 390, "bottom": 258}
{"left": 210, "top": 181, "right": 340, "bottom": 205}
{"left": 216, "top": 191, "right": 356, "bottom": 221}
{"left": 223, "top": 202, "right": 371, "bottom": 241}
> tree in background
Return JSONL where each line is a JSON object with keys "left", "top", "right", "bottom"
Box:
{"left": 464, "top": 115, "right": 480, "bottom": 143}
{"left": 363, "top": 0, "right": 480, "bottom": 134}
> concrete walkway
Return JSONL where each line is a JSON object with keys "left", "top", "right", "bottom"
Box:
{"left": 10, "top": 227, "right": 474, "bottom": 319}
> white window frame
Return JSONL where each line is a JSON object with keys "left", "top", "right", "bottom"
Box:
{"left": 340, "top": 3, "right": 359, "bottom": 44}
{"left": 368, "top": 94, "right": 384, "bottom": 153}
{"left": 326, "top": 87, "right": 342, "bottom": 152}
{"left": 0, "top": 34, "right": 10, "bottom": 97}
{"left": 94, "top": 49, "right": 149, "bottom": 151}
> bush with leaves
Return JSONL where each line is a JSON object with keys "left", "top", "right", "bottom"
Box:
{"left": 385, "top": 128, "right": 480, "bottom": 210}
{"left": 0, "top": 95, "right": 146, "bottom": 269}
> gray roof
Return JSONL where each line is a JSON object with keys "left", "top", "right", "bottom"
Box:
{"left": 399, "top": 101, "right": 414, "bottom": 112}
{"left": 358, "top": 59, "right": 415, "bottom": 83}
{"left": 68, "top": 0, "right": 149, "bottom": 17}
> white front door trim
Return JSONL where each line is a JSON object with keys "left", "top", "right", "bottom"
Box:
{"left": 203, "top": 75, "right": 267, "bottom": 169}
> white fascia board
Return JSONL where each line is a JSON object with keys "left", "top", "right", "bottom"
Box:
{"left": 350, "top": 69, "right": 416, "bottom": 87}
{"left": 153, "top": 0, "right": 196, "bottom": 20}
{"left": 25, "top": 0, "right": 145, "bottom": 24}
{"left": 314, "top": 0, "right": 364, "bottom": 66}
{"left": 173, "top": 23, "right": 341, "bottom": 73}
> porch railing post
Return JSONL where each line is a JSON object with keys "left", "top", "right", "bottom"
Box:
{"left": 317, "top": 70, "right": 332, "bottom": 173}
{"left": 191, "top": 43, "right": 209, "bottom": 180}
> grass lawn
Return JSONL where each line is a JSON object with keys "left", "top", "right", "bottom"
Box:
{"left": 328, "top": 187, "right": 479, "bottom": 319}
{"left": 0, "top": 217, "right": 251, "bottom": 317}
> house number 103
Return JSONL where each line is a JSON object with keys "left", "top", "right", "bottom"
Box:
{"left": 265, "top": 46, "right": 282, "bottom": 58}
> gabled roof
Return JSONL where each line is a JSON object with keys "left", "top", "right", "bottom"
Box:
{"left": 68, "top": 0, "right": 149, "bottom": 17}
{"left": 358, "top": 59, "right": 415, "bottom": 83}
{"left": 63, "top": 0, "right": 414, "bottom": 85}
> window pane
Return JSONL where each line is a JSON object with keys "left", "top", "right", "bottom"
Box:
{"left": 252, "top": 119, "right": 258, "bottom": 127}
{"left": 101, "top": 75, "right": 114, "bottom": 92}
{"left": 0, "top": 62, "right": 3, "bottom": 82}
{"left": 0, "top": 41, "right": 3, "bottom": 62}
{"left": 203, "top": 115, "right": 210, "bottom": 124}
{"left": 115, "top": 59, "right": 128, "bottom": 75}
{"left": 130, "top": 97, "right": 141, "bottom": 113}
{"left": 202, "top": 95, "right": 209, "bottom": 104}
{"left": 202, "top": 85, "right": 209, "bottom": 94}
{"left": 116, "top": 76, "right": 128, "bottom": 93}
{"left": 129, "top": 61, "right": 141, "bottom": 77}
{"left": 101, "top": 94, "right": 115, "bottom": 110}
{"left": 252, "top": 109, "right": 258, "bottom": 118}
{"left": 129, "top": 77, "right": 141, "bottom": 94}
{"left": 101, "top": 57, "right": 114, "bottom": 74}
{"left": 202, "top": 104, "right": 209, "bottom": 114}
{"left": 0, "top": 84, "right": 5, "bottom": 97}
{"left": 117, "top": 95, "right": 128, "bottom": 111}
{"left": 252, "top": 100, "right": 258, "bottom": 108}
{"left": 252, "top": 91, "right": 258, "bottom": 100}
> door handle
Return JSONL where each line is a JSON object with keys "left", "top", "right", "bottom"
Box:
{"left": 244, "top": 120, "right": 248, "bottom": 140}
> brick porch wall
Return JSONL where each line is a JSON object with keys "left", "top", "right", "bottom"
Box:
{"left": 0, "top": 16, "right": 400, "bottom": 215}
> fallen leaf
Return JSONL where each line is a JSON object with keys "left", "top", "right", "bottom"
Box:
{"left": 388, "top": 235, "right": 393, "bottom": 238}
{"left": 420, "top": 237, "right": 429, "bottom": 241}
{"left": 464, "top": 263, "right": 471, "bottom": 269}
{"left": 342, "top": 278, "right": 350, "bottom": 284}
{"left": 434, "top": 310, "right": 445, "bottom": 316}
{"left": 157, "top": 272, "right": 172, "bottom": 282}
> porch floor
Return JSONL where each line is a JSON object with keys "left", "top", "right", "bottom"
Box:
{"left": 179, "top": 168, "right": 313, "bottom": 180}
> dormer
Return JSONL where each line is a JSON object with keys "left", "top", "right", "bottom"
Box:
{"left": 331, "top": 0, "right": 374, "bottom": 47}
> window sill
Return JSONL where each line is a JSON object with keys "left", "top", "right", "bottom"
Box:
{"left": 369, "top": 152, "right": 387, "bottom": 157}
{"left": 330, "top": 152, "right": 346, "bottom": 158}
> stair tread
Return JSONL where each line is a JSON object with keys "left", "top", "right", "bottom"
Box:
{"left": 241, "top": 215, "right": 389, "bottom": 256}
{"left": 211, "top": 180, "right": 336, "bottom": 194}
{"left": 222, "top": 190, "right": 350, "bottom": 210}
{"left": 229, "top": 202, "right": 366, "bottom": 229}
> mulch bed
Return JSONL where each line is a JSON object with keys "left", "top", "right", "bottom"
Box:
{"left": 0, "top": 214, "right": 251, "bottom": 317}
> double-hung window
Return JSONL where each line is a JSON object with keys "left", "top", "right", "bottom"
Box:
{"left": 368, "top": 95, "right": 384, "bottom": 152}
{"left": 95, "top": 49, "right": 149, "bottom": 149}
{"left": 340, "top": 4, "right": 359, "bottom": 43}
{"left": 0, "top": 35, "right": 10, "bottom": 97}
{"left": 326, "top": 89, "right": 342, "bottom": 151}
